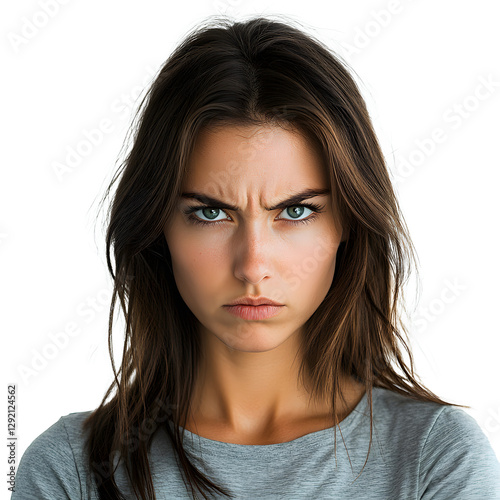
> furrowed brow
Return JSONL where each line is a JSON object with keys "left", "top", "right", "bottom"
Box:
{"left": 180, "top": 188, "right": 331, "bottom": 211}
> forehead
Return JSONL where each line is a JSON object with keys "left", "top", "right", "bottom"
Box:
{"left": 182, "top": 124, "right": 328, "bottom": 194}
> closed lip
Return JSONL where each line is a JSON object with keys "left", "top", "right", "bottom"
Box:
{"left": 224, "top": 296, "right": 284, "bottom": 306}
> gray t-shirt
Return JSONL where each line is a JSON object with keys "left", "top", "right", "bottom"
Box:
{"left": 10, "top": 386, "right": 500, "bottom": 499}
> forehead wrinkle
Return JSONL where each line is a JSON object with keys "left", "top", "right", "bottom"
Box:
{"left": 223, "top": 185, "right": 274, "bottom": 215}
{"left": 227, "top": 173, "right": 279, "bottom": 211}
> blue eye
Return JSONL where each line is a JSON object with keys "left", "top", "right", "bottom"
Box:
{"left": 182, "top": 202, "right": 325, "bottom": 227}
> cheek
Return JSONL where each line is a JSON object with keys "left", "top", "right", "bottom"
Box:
{"left": 166, "top": 229, "right": 226, "bottom": 308}
{"left": 282, "top": 224, "right": 339, "bottom": 303}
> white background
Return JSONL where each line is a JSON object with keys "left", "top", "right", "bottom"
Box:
{"left": 2, "top": 0, "right": 500, "bottom": 471}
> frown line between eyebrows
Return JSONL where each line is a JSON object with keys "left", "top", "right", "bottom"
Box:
{"left": 179, "top": 188, "right": 331, "bottom": 211}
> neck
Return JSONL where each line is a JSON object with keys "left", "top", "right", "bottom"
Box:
{"left": 186, "top": 326, "right": 364, "bottom": 438}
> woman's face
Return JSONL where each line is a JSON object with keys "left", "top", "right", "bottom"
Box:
{"left": 163, "top": 124, "right": 344, "bottom": 352}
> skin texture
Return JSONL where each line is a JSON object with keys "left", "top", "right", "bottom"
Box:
{"left": 163, "top": 124, "right": 365, "bottom": 444}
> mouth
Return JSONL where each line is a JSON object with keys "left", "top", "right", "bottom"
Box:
{"left": 224, "top": 296, "right": 284, "bottom": 307}
{"left": 222, "top": 304, "right": 284, "bottom": 320}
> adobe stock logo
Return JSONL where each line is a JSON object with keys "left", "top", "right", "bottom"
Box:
{"left": 51, "top": 65, "right": 158, "bottom": 182}
{"left": 339, "top": 0, "right": 417, "bottom": 60}
{"left": 483, "top": 404, "right": 500, "bottom": 436}
{"left": 393, "top": 74, "right": 500, "bottom": 185}
{"left": 8, "top": 0, "right": 72, "bottom": 54}
{"left": 17, "top": 288, "right": 111, "bottom": 384}
{"left": 412, "top": 277, "right": 467, "bottom": 335}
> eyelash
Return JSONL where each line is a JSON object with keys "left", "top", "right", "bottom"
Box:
{"left": 183, "top": 202, "right": 325, "bottom": 227}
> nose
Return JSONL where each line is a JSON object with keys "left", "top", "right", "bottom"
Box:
{"left": 232, "top": 222, "right": 273, "bottom": 284}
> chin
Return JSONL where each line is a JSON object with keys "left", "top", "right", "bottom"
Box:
{"left": 217, "top": 328, "right": 292, "bottom": 353}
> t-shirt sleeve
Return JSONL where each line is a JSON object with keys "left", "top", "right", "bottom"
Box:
{"left": 418, "top": 405, "right": 500, "bottom": 499}
{"left": 11, "top": 417, "right": 83, "bottom": 500}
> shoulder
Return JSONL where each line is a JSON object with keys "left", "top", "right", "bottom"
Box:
{"left": 417, "top": 403, "right": 500, "bottom": 498}
{"left": 20, "top": 410, "right": 93, "bottom": 461}
{"left": 371, "top": 386, "right": 495, "bottom": 438}
{"left": 12, "top": 410, "right": 94, "bottom": 500}
{"left": 371, "top": 387, "right": 500, "bottom": 499}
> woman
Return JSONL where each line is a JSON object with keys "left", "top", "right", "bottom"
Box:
{"left": 12, "top": 15, "right": 500, "bottom": 500}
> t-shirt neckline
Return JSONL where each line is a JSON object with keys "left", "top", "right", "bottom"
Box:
{"left": 173, "top": 387, "right": 374, "bottom": 458}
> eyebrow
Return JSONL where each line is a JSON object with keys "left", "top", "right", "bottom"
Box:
{"left": 180, "top": 188, "right": 331, "bottom": 211}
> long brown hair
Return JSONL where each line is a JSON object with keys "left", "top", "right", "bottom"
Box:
{"left": 82, "top": 14, "right": 467, "bottom": 500}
